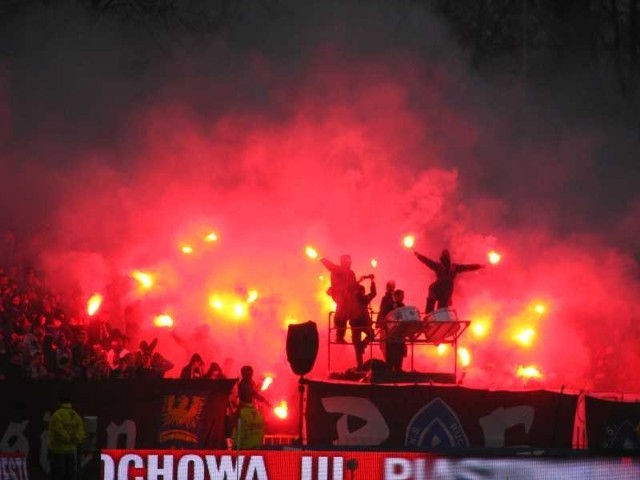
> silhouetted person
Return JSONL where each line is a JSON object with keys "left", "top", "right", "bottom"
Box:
{"left": 320, "top": 254, "right": 358, "bottom": 343}
{"left": 385, "top": 289, "right": 407, "bottom": 372}
{"left": 350, "top": 275, "right": 376, "bottom": 370}
{"left": 232, "top": 365, "right": 272, "bottom": 449}
{"left": 413, "top": 249, "right": 484, "bottom": 313}
{"left": 204, "top": 362, "right": 225, "bottom": 379}
{"left": 180, "top": 353, "right": 204, "bottom": 379}
{"left": 376, "top": 280, "right": 396, "bottom": 329}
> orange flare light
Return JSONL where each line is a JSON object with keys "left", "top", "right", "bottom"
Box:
{"left": 470, "top": 318, "right": 490, "bottom": 339}
{"left": 283, "top": 316, "right": 300, "bottom": 329}
{"left": 233, "top": 303, "right": 247, "bottom": 318}
{"left": 487, "top": 250, "right": 501, "bottom": 265}
{"left": 208, "top": 293, "right": 250, "bottom": 321}
{"left": 205, "top": 232, "right": 218, "bottom": 242}
{"left": 305, "top": 246, "right": 319, "bottom": 259}
{"left": 209, "top": 296, "right": 224, "bottom": 310}
{"left": 274, "top": 401, "right": 288, "bottom": 419}
{"left": 402, "top": 235, "right": 415, "bottom": 249}
{"left": 261, "top": 375, "right": 273, "bottom": 391}
{"left": 458, "top": 347, "right": 471, "bottom": 367}
{"left": 515, "top": 328, "right": 536, "bottom": 347}
{"left": 132, "top": 270, "right": 153, "bottom": 289}
{"left": 154, "top": 314, "right": 174, "bottom": 328}
{"left": 246, "top": 289, "right": 259, "bottom": 304}
{"left": 86, "top": 294, "right": 103, "bottom": 317}
{"left": 516, "top": 365, "right": 543, "bottom": 379}
{"left": 534, "top": 303, "right": 546, "bottom": 315}
{"left": 181, "top": 245, "right": 194, "bottom": 255}
{"left": 371, "top": 259, "right": 378, "bottom": 268}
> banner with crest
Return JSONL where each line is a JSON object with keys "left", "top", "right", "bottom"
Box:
{"left": 585, "top": 395, "right": 640, "bottom": 452}
{"left": 0, "top": 379, "right": 235, "bottom": 480}
{"left": 305, "top": 380, "right": 577, "bottom": 449}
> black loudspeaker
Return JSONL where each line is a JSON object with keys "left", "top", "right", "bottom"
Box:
{"left": 286, "top": 321, "right": 319, "bottom": 376}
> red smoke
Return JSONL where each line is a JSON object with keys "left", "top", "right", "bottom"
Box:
{"left": 1, "top": 4, "right": 639, "bottom": 409}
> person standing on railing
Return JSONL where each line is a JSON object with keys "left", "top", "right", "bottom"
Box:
{"left": 413, "top": 249, "right": 484, "bottom": 313}
{"left": 385, "top": 289, "right": 408, "bottom": 372}
{"left": 319, "top": 254, "right": 359, "bottom": 344}
{"left": 350, "top": 275, "right": 377, "bottom": 370}
{"left": 376, "top": 280, "right": 396, "bottom": 330}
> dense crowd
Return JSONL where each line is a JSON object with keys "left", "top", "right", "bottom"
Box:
{"left": 0, "top": 265, "right": 176, "bottom": 381}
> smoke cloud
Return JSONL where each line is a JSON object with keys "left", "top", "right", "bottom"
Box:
{"left": 1, "top": 0, "right": 639, "bottom": 415}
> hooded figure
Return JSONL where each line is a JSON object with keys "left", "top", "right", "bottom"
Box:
{"left": 180, "top": 353, "right": 204, "bottom": 379}
{"left": 414, "top": 249, "right": 484, "bottom": 313}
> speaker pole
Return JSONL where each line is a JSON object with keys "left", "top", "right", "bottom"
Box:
{"left": 297, "top": 376, "right": 305, "bottom": 445}
{"left": 285, "top": 321, "right": 319, "bottom": 446}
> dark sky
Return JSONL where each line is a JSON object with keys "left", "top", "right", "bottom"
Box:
{"left": 0, "top": 0, "right": 639, "bottom": 392}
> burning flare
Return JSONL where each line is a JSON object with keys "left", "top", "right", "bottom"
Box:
{"left": 533, "top": 303, "right": 547, "bottom": 315}
{"left": 402, "top": 235, "right": 415, "bottom": 249}
{"left": 305, "top": 245, "right": 319, "bottom": 260}
{"left": 86, "top": 293, "right": 103, "bottom": 317}
{"left": 470, "top": 317, "right": 490, "bottom": 339}
{"left": 514, "top": 328, "right": 536, "bottom": 347}
{"left": 273, "top": 401, "right": 288, "bottom": 419}
{"left": 208, "top": 293, "right": 250, "bottom": 321}
{"left": 261, "top": 375, "right": 273, "bottom": 391}
{"left": 205, "top": 232, "right": 218, "bottom": 242}
{"left": 154, "top": 314, "right": 174, "bottom": 328}
{"left": 370, "top": 258, "right": 378, "bottom": 268}
{"left": 458, "top": 347, "right": 471, "bottom": 367}
{"left": 516, "top": 365, "right": 543, "bottom": 379}
{"left": 181, "top": 244, "right": 194, "bottom": 255}
{"left": 246, "top": 289, "right": 259, "bottom": 304}
{"left": 132, "top": 270, "right": 153, "bottom": 290}
{"left": 487, "top": 250, "right": 502, "bottom": 265}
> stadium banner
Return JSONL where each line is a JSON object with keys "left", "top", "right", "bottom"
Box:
{"left": 0, "top": 452, "right": 29, "bottom": 480}
{"left": 305, "top": 381, "right": 578, "bottom": 448}
{"left": 100, "top": 449, "right": 640, "bottom": 480}
{"left": 585, "top": 395, "right": 640, "bottom": 451}
{"left": 0, "top": 379, "right": 235, "bottom": 480}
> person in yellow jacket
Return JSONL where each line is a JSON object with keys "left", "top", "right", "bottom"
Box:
{"left": 231, "top": 365, "right": 272, "bottom": 449}
{"left": 47, "top": 394, "right": 85, "bottom": 480}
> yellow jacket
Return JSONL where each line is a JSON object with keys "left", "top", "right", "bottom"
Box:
{"left": 47, "top": 403, "right": 85, "bottom": 454}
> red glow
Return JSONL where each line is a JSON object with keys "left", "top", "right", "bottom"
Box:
{"left": 26, "top": 41, "right": 640, "bottom": 397}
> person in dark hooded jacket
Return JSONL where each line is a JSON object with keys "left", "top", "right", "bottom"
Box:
{"left": 413, "top": 249, "right": 484, "bottom": 313}
{"left": 180, "top": 353, "right": 204, "bottom": 379}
